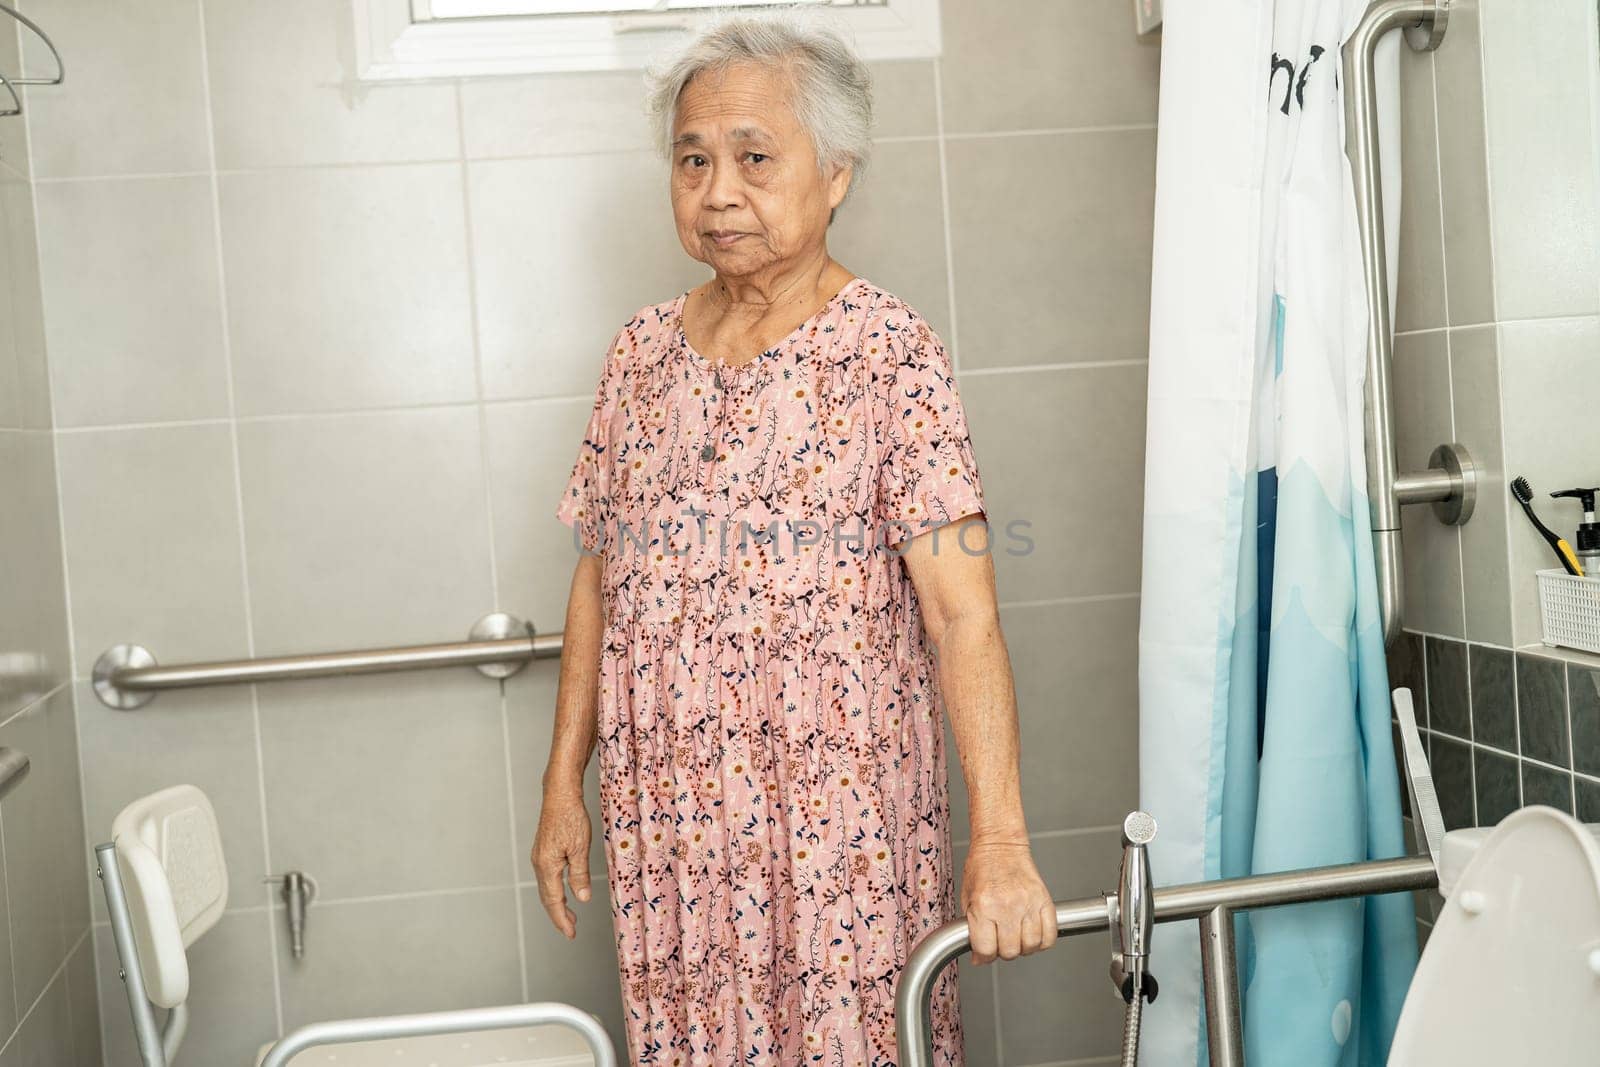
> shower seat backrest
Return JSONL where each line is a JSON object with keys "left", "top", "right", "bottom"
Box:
{"left": 110, "top": 783, "right": 230, "bottom": 1010}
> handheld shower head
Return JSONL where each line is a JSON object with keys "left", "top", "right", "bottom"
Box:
{"left": 1110, "top": 811, "right": 1159, "bottom": 1005}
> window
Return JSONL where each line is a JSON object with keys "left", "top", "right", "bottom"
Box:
{"left": 353, "top": 0, "right": 939, "bottom": 80}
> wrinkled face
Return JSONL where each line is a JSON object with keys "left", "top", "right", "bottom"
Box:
{"left": 669, "top": 62, "right": 851, "bottom": 280}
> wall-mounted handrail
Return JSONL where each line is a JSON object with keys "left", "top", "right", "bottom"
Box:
{"left": 894, "top": 854, "right": 1438, "bottom": 1067}
{"left": 91, "top": 612, "right": 564, "bottom": 710}
{"left": 1343, "top": 0, "right": 1477, "bottom": 647}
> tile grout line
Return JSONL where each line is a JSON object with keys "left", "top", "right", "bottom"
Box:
{"left": 0, "top": 810, "right": 19, "bottom": 1034}
{"left": 0, "top": 926, "right": 89, "bottom": 1061}
{"left": 20, "top": 121, "right": 1165, "bottom": 186}
{"left": 455, "top": 75, "right": 532, "bottom": 1005}
{"left": 38, "top": 353, "right": 1154, "bottom": 440}
{"left": 1565, "top": 663, "right": 1578, "bottom": 814}
{"left": 1428, "top": 48, "right": 1472, "bottom": 687}
{"left": 1513, "top": 648, "right": 1525, "bottom": 806}
{"left": 0, "top": 679, "right": 69, "bottom": 734}
{"left": 190, "top": 0, "right": 286, "bottom": 1038}
{"left": 962, "top": 359, "right": 1148, "bottom": 376}
{"left": 1416, "top": 724, "right": 1595, "bottom": 784}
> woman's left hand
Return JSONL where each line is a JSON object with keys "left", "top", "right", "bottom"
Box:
{"left": 960, "top": 840, "right": 1058, "bottom": 965}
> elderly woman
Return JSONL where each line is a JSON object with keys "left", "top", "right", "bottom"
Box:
{"left": 533, "top": 13, "right": 1051, "bottom": 1066}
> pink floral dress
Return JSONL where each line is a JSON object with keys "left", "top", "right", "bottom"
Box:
{"left": 556, "top": 277, "right": 983, "bottom": 1067}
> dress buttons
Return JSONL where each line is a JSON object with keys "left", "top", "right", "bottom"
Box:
{"left": 700, "top": 443, "right": 717, "bottom": 462}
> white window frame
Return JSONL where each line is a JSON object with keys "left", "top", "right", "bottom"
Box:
{"left": 352, "top": 0, "right": 940, "bottom": 80}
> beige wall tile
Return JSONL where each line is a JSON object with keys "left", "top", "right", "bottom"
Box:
{"left": 1450, "top": 325, "right": 1512, "bottom": 646}
{"left": 17, "top": 0, "right": 209, "bottom": 178}
{"left": 992, "top": 828, "right": 1123, "bottom": 1064}
{"left": 947, "top": 130, "right": 1156, "bottom": 370}
{"left": 1498, "top": 316, "right": 1600, "bottom": 645}
{"left": 0, "top": 432, "right": 69, "bottom": 719}
{"left": 1432, "top": 0, "right": 1495, "bottom": 327}
{"left": 96, "top": 911, "right": 277, "bottom": 1067}
{"left": 462, "top": 70, "right": 653, "bottom": 160}
{"left": 1394, "top": 331, "right": 1464, "bottom": 637}
{"left": 219, "top": 165, "right": 477, "bottom": 415}
{"left": 2, "top": 179, "right": 51, "bottom": 430}
{"left": 64, "top": 935, "right": 101, "bottom": 1067}
{"left": 257, "top": 672, "right": 513, "bottom": 900}
{"left": 504, "top": 660, "right": 605, "bottom": 881}
{"left": 204, "top": 0, "right": 460, "bottom": 169}
{"left": 469, "top": 152, "right": 706, "bottom": 401}
{"left": 0, "top": 23, "right": 27, "bottom": 180}
{"left": 1000, "top": 597, "right": 1139, "bottom": 835}
{"left": 0, "top": 692, "right": 78, "bottom": 1012}
{"left": 1479, "top": 0, "right": 1600, "bottom": 321}
{"left": 1396, "top": 49, "right": 1446, "bottom": 334}
{"left": 56, "top": 423, "right": 250, "bottom": 672}
{"left": 828, "top": 138, "right": 951, "bottom": 343}
{"left": 236, "top": 408, "right": 494, "bottom": 654}
{"left": 518, "top": 884, "right": 627, "bottom": 1056}
{"left": 939, "top": 0, "right": 1159, "bottom": 135}
{"left": 276, "top": 887, "right": 522, "bottom": 1027}
{"left": 487, "top": 397, "right": 614, "bottom": 633}
{"left": 867, "top": 60, "right": 938, "bottom": 140}
{"left": 77, "top": 682, "right": 267, "bottom": 918}
{"left": 963, "top": 365, "right": 1147, "bottom": 604}
{"left": 35, "top": 177, "right": 229, "bottom": 426}
{"left": 0, "top": 968, "right": 73, "bottom": 1067}
{"left": 0, "top": 761, "right": 16, "bottom": 1039}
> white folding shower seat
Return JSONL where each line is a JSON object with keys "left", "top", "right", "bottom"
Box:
{"left": 97, "top": 783, "right": 615, "bottom": 1067}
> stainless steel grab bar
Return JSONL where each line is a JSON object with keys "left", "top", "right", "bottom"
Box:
{"left": 894, "top": 854, "right": 1438, "bottom": 1067}
{"left": 1343, "top": 0, "right": 1477, "bottom": 648}
{"left": 91, "top": 612, "right": 564, "bottom": 710}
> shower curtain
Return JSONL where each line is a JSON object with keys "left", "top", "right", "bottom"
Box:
{"left": 1137, "top": 1, "right": 1417, "bottom": 1064}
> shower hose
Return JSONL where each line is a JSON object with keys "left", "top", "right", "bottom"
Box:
{"left": 1119, "top": 993, "right": 1143, "bottom": 1067}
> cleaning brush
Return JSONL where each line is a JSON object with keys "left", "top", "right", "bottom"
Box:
{"left": 1510, "top": 476, "right": 1584, "bottom": 577}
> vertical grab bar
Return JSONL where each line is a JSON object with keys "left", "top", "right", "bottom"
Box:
{"left": 1343, "top": 0, "right": 1475, "bottom": 647}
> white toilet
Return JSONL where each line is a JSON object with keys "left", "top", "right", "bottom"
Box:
{"left": 101, "top": 784, "right": 612, "bottom": 1066}
{"left": 1385, "top": 805, "right": 1600, "bottom": 1064}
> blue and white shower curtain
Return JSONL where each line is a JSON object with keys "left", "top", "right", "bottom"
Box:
{"left": 1138, "top": 1, "right": 1417, "bottom": 1063}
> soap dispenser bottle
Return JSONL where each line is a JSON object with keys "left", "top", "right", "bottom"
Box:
{"left": 1551, "top": 487, "right": 1600, "bottom": 579}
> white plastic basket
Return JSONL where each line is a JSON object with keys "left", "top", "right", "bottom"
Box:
{"left": 1536, "top": 568, "right": 1600, "bottom": 654}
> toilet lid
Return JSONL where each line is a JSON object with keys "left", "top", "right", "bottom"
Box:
{"left": 1387, "top": 805, "right": 1600, "bottom": 1066}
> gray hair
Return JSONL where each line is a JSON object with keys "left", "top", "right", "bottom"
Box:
{"left": 644, "top": 9, "right": 874, "bottom": 202}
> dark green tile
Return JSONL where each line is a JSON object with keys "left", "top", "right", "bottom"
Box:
{"left": 1570, "top": 665, "right": 1600, "bottom": 777}
{"left": 1516, "top": 654, "right": 1570, "bottom": 767}
{"left": 1431, "top": 736, "right": 1474, "bottom": 830}
{"left": 1473, "top": 748, "right": 1518, "bottom": 826}
{"left": 1389, "top": 630, "right": 1429, "bottom": 727}
{"left": 1468, "top": 645, "right": 1516, "bottom": 751}
{"left": 1577, "top": 777, "right": 1600, "bottom": 822}
{"left": 1426, "top": 637, "right": 1469, "bottom": 738}
{"left": 1521, "top": 762, "right": 1574, "bottom": 814}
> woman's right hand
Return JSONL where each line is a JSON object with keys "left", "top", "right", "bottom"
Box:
{"left": 532, "top": 787, "right": 593, "bottom": 939}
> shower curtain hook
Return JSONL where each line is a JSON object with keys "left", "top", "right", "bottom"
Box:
{"left": 0, "top": 1, "right": 65, "bottom": 88}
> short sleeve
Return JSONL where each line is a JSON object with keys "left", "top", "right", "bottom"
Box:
{"left": 870, "top": 306, "right": 986, "bottom": 544}
{"left": 556, "top": 329, "right": 626, "bottom": 554}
